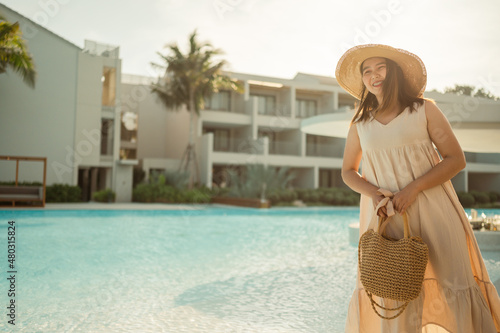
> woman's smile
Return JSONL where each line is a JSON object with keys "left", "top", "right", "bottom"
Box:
{"left": 361, "top": 57, "right": 387, "bottom": 100}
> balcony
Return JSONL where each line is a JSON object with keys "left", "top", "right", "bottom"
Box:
{"left": 268, "top": 140, "right": 300, "bottom": 156}
{"left": 213, "top": 137, "right": 265, "bottom": 155}
{"left": 256, "top": 104, "right": 291, "bottom": 117}
{"left": 202, "top": 106, "right": 246, "bottom": 114}
{"left": 306, "top": 142, "right": 340, "bottom": 158}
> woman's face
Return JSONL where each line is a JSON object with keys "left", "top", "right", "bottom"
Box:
{"left": 361, "top": 57, "right": 387, "bottom": 99}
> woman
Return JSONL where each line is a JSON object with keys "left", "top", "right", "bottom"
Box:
{"left": 337, "top": 44, "right": 500, "bottom": 332}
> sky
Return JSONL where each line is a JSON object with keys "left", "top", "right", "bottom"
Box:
{"left": 1, "top": 0, "right": 500, "bottom": 96}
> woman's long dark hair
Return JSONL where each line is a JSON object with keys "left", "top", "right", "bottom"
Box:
{"left": 351, "top": 58, "right": 426, "bottom": 125}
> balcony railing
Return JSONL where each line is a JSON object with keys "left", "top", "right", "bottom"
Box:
{"left": 268, "top": 140, "right": 300, "bottom": 156}
{"left": 257, "top": 105, "right": 291, "bottom": 117}
{"left": 306, "top": 143, "right": 341, "bottom": 158}
{"left": 213, "top": 137, "right": 265, "bottom": 154}
{"left": 202, "top": 107, "right": 247, "bottom": 114}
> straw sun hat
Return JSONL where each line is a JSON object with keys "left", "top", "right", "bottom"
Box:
{"left": 335, "top": 44, "right": 427, "bottom": 100}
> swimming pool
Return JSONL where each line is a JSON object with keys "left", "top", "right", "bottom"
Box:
{"left": 0, "top": 206, "right": 499, "bottom": 332}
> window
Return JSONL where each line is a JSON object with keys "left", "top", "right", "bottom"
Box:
{"left": 102, "top": 67, "right": 116, "bottom": 106}
{"left": 307, "top": 134, "right": 319, "bottom": 156}
{"left": 120, "top": 148, "right": 136, "bottom": 159}
{"left": 258, "top": 130, "right": 277, "bottom": 153}
{"left": 319, "top": 169, "right": 332, "bottom": 188}
{"left": 205, "top": 91, "right": 231, "bottom": 110}
{"left": 119, "top": 112, "right": 138, "bottom": 160}
{"left": 121, "top": 111, "right": 138, "bottom": 142}
{"left": 204, "top": 128, "right": 230, "bottom": 151}
{"left": 101, "top": 119, "right": 114, "bottom": 156}
{"left": 296, "top": 99, "right": 317, "bottom": 117}
{"left": 258, "top": 130, "right": 276, "bottom": 141}
{"left": 250, "top": 94, "right": 276, "bottom": 115}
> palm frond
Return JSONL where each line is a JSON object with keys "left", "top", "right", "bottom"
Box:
{"left": 0, "top": 20, "right": 36, "bottom": 88}
{"left": 226, "top": 164, "right": 297, "bottom": 199}
{"left": 150, "top": 29, "right": 242, "bottom": 116}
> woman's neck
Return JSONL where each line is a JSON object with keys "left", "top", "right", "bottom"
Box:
{"left": 374, "top": 101, "right": 402, "bottom": 116}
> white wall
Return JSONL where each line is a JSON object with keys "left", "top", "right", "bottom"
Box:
{"left": 115, "top": 164, "right": 134, "bottom": 202}
{"left": 0, "top": 6, "right": 79, "bottom": 185}
{"left": 121, "top": 82, "right": 192, "bottom": 160}
{"left": 74, "top": 53, "right": 105, "bottom": 168}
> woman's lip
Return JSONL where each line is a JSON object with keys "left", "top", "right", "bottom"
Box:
{"left": 372, "top": 81, "right": 383, "bottom": 87}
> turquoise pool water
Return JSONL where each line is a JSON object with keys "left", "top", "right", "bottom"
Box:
{"left": 0, "top": 207, "right": 499, "bottom": 333}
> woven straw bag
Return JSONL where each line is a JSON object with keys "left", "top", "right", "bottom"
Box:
{"left": 358, "top": 211, "right": 429, "bottom": 319}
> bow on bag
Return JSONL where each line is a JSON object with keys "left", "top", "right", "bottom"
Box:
{"left": 374, "top": 188, "right": 396, "bottom": 217}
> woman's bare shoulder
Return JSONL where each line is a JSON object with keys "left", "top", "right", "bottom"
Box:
{"left": 423, "top": 98, "right": 443, "bottom": 122}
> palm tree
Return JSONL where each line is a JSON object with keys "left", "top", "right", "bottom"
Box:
{"left": 226, "top": 164, "right": 297, "bottom": 199}
{"left": 0, "top": 14, "right": 36, "bottom": 88}
{"left": 151, "top": 29, "right": 243, "bottom": 189}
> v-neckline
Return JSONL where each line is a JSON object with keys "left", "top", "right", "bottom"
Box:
{"left": 370, "top": 107, "right": 408, "bottom": 126}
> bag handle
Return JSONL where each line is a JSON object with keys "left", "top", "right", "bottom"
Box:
{"left": 371, "top": 188, "right": 410, "bottom": 239}
{"left": 377, "top": 211, "right": 410, "bottom": 239}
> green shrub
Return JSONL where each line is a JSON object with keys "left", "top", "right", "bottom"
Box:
{"left": 342, "top": 194, "right": 359, "bottom": 206}
{"left": 46, "top": 184, "right": 81, "bottom": 202}
{"left": 470, "top": 191, "right": 490, "bottom": 204}
{"left": 300, "top": 191, "right": 310, "bottom": 202}
{"left": 280, "top": 189, "right": 297, "bottom": 202}
{"left": 331, "top": 192, "right": 344, "bottom": 205}
{"left": 322, "top": 192, "right": 334, "bottom": 204}
{"left": 308, "top": 191, "right": 320, "bottom": 202}
{"left": 211, "top": 186, "right": 231, "bottom": 197}
{"left": 295, "top": 188, "right": 308, "bottom": 201}
{"left": 457, "top": 192, "right": 475, "bottom": 207}
{"left": 488, "top": 191, "right": 499, "bottom": 203}
{"left": 180, "top": 189, "right": 212, "bottom": 203}
{"left": 132, "top": 183, "right": 154, "bottom": 202}
{"left": 93, "top": 189, "right": 116, "bottom": 203}
{"left": 267, "top": 190, "right": 280, "bottom": 204}
{"left": 133, "top": 168, "right": 146, "bottom": 187}
{"left": 132, "top": 181, "right": 215, "bottom": 204}
{"left": 156, "top": 185, "right": 178, "bottom": 202}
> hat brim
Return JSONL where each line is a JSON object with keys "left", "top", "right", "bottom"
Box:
{"left": 335, "top": 44, "right": 427, "bottom": 100}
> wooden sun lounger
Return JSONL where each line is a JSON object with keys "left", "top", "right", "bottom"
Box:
{"left": 0, "top": 185, "right": 45, "bottom": 207}
{"left": 0, "top": 156, "right": 47, "bottom": 207}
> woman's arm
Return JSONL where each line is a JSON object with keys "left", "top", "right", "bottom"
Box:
{"left": 341, "top": 123, "right": 389, "bottom": 215}
{"left": 392, "top": 100, "right": 466, "bottom": 213}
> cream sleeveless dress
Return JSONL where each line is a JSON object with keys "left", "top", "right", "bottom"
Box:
{"left": 345, "top": 100, "right": 500, "bottom": 333}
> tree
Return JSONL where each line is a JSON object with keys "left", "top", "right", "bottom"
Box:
{"left": 226, "top": 164, "right": 297, "bottom": 199}
{"left": 444, "top": 84, "right": 498, "bottom": 100}
{"left": 0, "top": 14, "right": 36, "bottom": 88}
{"left": 151, "top": 29, "right": 243, "bottom": 189}
{"left": 444, "top": 84, "right": 474, "bottom": 96}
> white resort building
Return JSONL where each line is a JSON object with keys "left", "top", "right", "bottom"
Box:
{"left": 123, "top": 72, "right": 500, "bottom": 195}
{"left": 0, "top": 4, "right": 134, "bottom": 202}
{"left": 1, "top": 3, "right": 499, "bottom": 202}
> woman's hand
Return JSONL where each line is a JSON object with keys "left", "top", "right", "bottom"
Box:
{"left": 392, "top": 183, "right": 420, "bottom": 214}
{"left": 372, "top": 192, "right": 389, "bottom": 217}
